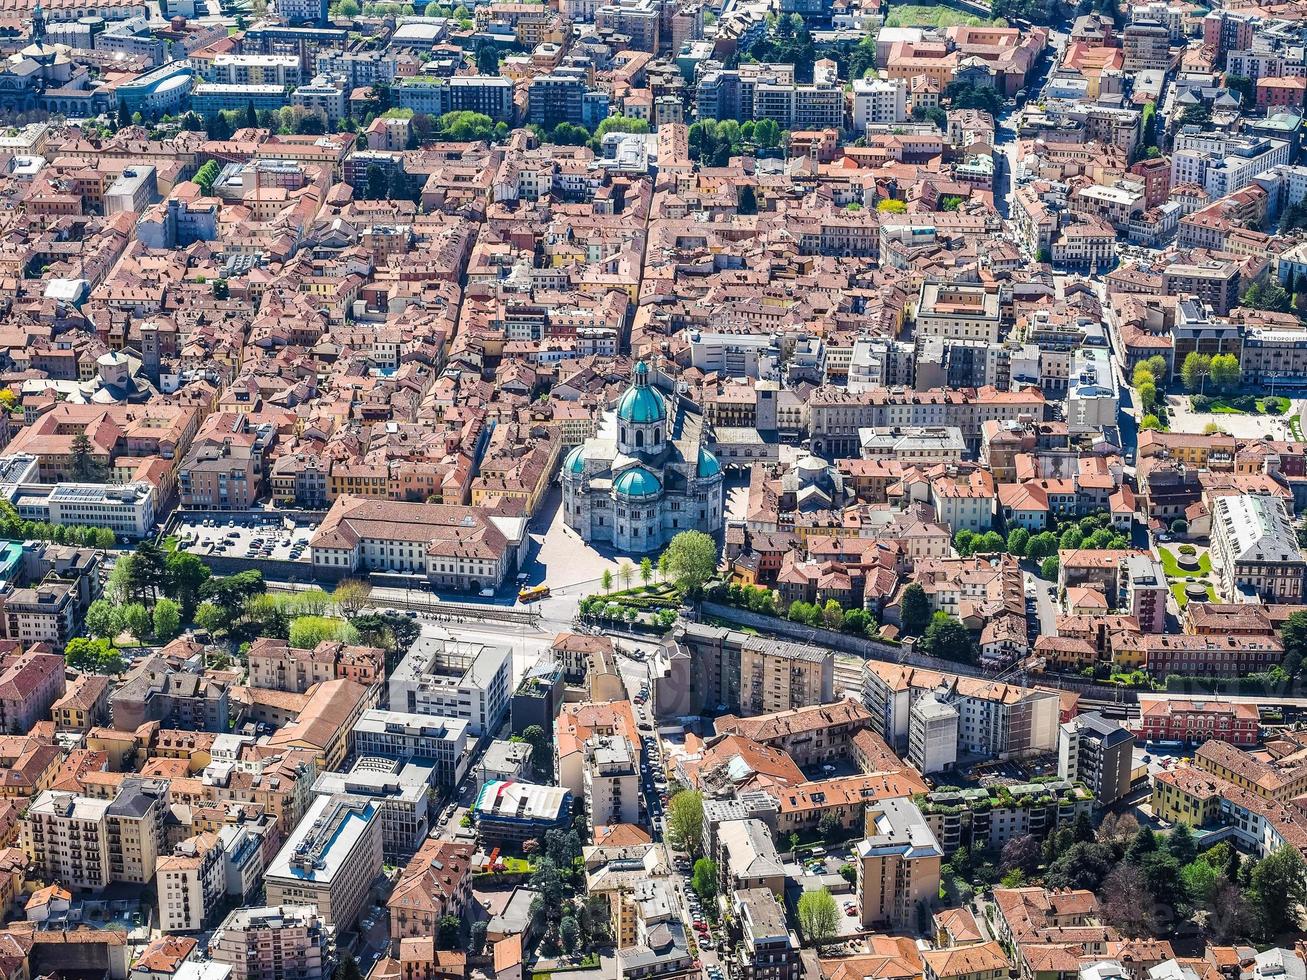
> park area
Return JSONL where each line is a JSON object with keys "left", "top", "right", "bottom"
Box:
{"left": 1158, "top": 545, "right": 1217, "bottom": 609}
{"left": 884, "top": 4, "right": 1005, "bottom": 26}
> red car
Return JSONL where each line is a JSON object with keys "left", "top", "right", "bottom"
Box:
{"left": 845, "top": 906, "right": 858, "bottom": 917}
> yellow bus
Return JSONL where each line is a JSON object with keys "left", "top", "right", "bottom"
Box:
{"left": 518, "top": 584, "right": 550, "bottom": 603}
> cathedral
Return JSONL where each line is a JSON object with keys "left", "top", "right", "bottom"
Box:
{"left": 561, "top": 361, "right": 724, "bottom": 554}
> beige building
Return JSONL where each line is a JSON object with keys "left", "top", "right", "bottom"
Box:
{"left": 22, "top": 778, "right": 168, "bottom": 891}
{"left": 740, "top": 638, "right": 833, "bottom": 718}
{"left": 916, "top": 280, "right": 1003, "bottom": 343}
{"left": 157, "top": 832, "right": 224, "bottom": 933}
{"left": 210, "top": 905, "right": 333, "bottom": 980}
{"left": 856, "top": 798, "right": 942, "bottom": 931}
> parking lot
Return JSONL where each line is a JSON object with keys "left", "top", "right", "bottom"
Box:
{"left": 174, "top": 515, "right": 317, "bottom": 563}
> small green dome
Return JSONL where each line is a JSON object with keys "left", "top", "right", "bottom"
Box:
{"left": 697, "top": 448, "right": 722, "bottom": 478}
{"left": 613, "top": 466, "right": 662, "bottom": 498}
{"left": 565, "top": 446, "right": 585, "bottom": 475}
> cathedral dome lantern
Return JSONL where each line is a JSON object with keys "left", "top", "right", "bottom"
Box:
{"left": 616, "top": 360, "right": 666, "bottom": 455}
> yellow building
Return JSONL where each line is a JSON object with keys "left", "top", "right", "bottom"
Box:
{"left": 1150, "top": 768, "right": 1222, "bottom": 826}
{"left": 1194, "top": 739, "right": 1307, "bottom": 802}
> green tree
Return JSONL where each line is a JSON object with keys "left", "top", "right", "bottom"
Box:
{"left": 818, "top": 810, "right": 842, "bottom": 840}
{"left": 954, "top": 529, "right": 976, "bottom": 557}
{"left": 738, "top": 184, "right": 758, "bottom": 215}
{"left": 437, "top": 915, "right": 459, "bottom": 949}
{"left": 333, "top": 578, "right": 370, "bottom": 616}
{"left": 65, "top": 637, "right": 125, "bottom": 675}
{"left": 1182, "top": 352, "right": 1213, "bottom": 393}
{"left": 1040, "top": 555, "right": 1060, "bottom": 580}
{"left": 1026, "top": 531, "right": 1058, "bottom": 559}
{"left": 288, "top": 616, "right": 357, "bottom": 649}
{"left": 522, "top": 724, "right": 551, "bottom": 774}
{"left": 469, "top": 921, "right": 488, "bottom": 955}
{"left": 69, "top": 433, "right": 103, "bottom": 481}
{"left": 130, "top": 539, "right": 168, "bottom": 604}
{"left": 123, "top": 602, "right": 151, "bottom": 643}
{"left": 796, "top": 889, "right": 839, "bottom": 945}
{"left": 640, "top": 557, "right": 653, "bottom": 586}
{"left": 1140, "top": 414, "right": 1163, "bottom": 431}
{"left": 918, "top": 612, "right": 974, "bottom": 664}
{"left": 666, "top": 790, "right": 705, "bottom": 854}
{"left": 822, "top": 598, "right": 844, "bottom": 631}
{"left": 1006, "top": 527, "right": 1030, "bottom": 557}
{"left": 152, "top": 598, "right": 181, "bottom": 643}
{"left": 475, "top": 41, "right": 500, "bottom": 73}
{"left": 1168, "top": 823, "right": 1197, "bottom": 865}
{"left": 551, "top": 122, "right": 591, "bottom": 145}
{"left": 1283, "top": 610, "right": 1307, "bottom": 676}
{"left": 877, "top": 198, "right": 906, "bottom": 213}
{"left": 365, "top": 164, "right": 387, "bottom": 200}
{"left": 117, "top": 100, "right": 131, "bottom": 130}
{"left": 193, "top": 601, "right": 225, "bottom": 636}
{"left": 900, "top": 582, "right": 931, "bottom": 635}
{"left": 244, "top": 100, "right": 258, "bottom": 130}
{"left": 1209, "top": 353, "right": 1240, "bottom": 392}
{"left": 559, "top": 914, "right": 581, "bottom": 954}
{"left": 1181, "top": 859, "right": 1221, "bottom": 907}
{"left": 1250, "top": 845, "right": 1307, "bottom": 937}
{"left": 661, "top": 531, "right": 718, "bottom": 594}
{"left": 85, "top": 599, "right": 122, "bottom": 640}
{"left": 1138, "top": 379, "right": 1157, "bottom": 412}
{"left": 165, "top": 551, "right": 210, "bottom": 617}
{"left": 692, "top": 858, "right": 718, "bottom": 901}
{"left": 337, "top": 956, "right": 362, "bottom": 980}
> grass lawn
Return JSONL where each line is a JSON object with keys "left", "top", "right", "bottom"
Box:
{"left": 884, "top": 4, "right": 1003, "bottom": 26}
{"left": 1158, "top": 548, "right": 1211, "bottom": 578}
{"left": 1292, "top": 415, "right": 1305, "bottom": 441}
{"left": 1170, "top": 581, "right": 1217, "bottom": 608}
{"left": 1203, "top": 396, "right": 1290, "bottom": 415}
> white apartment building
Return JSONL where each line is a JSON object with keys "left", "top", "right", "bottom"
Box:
{"left": 853, "top": 77, "right": 907, "bottom": 131}
{"left": 907, "top": 692, "right": 958, "bottom": 774}
{"left": 1171, "top": 133, "right": 1291, "bottom": 199}
{"left": 206, "top": 54, "right": 302, "bottom": 87}
{"left": 388, "top": 637, "right": 511, "bottom": 736}
{"left": 9, "top": 481, "right": 156, "bottom": 539}
{"left": 1209, "top": 493, "right": 1307, "bottom": 603}
{"left": 583, "top": 734, "right": 640, "bottom": 830}
{"left": 23, "top": 792, "right": 112, "bottom": 890}
{"left": 210, "top": 906, "right": 333, "bottom": 980}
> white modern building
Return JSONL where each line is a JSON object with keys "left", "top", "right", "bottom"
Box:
{"left": 387, "top": 637, "right": 511, "bottom": 736}
{"left": 351, "top": 709, "right": 471, "bottom": 788}
{"left": 1171, "top": 132, "right": 1291, "bottom": 199}
{"left": 264, "top": 795, "right": 383, "bottom": 930}
{"left": 1209, "top": 493, "right": 1307, "bottom": 603}
{"left": 907, "top": 692, "right": 958, "bottom": 774}
{"left": 853, "top": 77, "right": 907, "bottom": 131}
{"left": 312, "top": 757, "right": 433, "bottom": 858}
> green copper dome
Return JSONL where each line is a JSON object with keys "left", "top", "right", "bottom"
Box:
{"left": 613, "top": 466, "right": 662, "bottom": 498}
{"left": 565, "top": 446, "right": 585, "bottom": 475}
{"left": 616, "top": 361, "right": 666, "bottom": 425}
{"left": 697, "top": 448, "right": 722, "bottom": 478}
